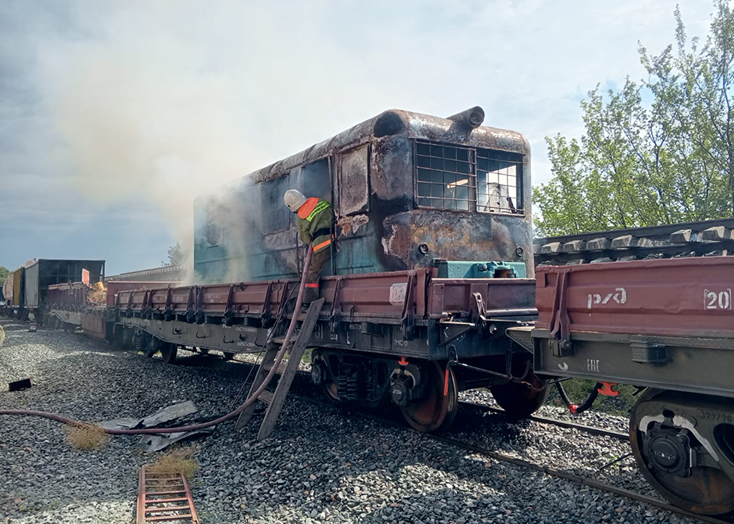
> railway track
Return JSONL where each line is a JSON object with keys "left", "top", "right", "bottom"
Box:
{"left": 458, "top": 400, "right": 630, "bottom": 441}
{"left": 288, "top": 392, "right": 726, "bottom": 524}
{"left": 202, "top": 353, "right": 715, "bottom": 522}
{"left": 58, "top": 341, "right": 728, "bottom": 521}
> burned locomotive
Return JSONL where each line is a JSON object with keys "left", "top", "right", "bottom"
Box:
{"left": 194, "top": 106, "right": 532, "bottom": 282}
{"left": 166, "top": 106, "right": 545, "bottom": 431}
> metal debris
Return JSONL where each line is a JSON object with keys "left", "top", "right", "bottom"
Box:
{"left": 98, "top": 401, "right": 198, "bottom": 431}
{"left": 139, "top": 428, "right": 214, "bottom": 452}
{"left": 8, "top": 378, "right": 31, "bottom": 392}
{"left": 139, "top": 401, "right": 197, "bottom": 428}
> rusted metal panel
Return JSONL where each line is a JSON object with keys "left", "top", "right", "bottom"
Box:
{"left": 428, "top": 278, "right": 536, "bottom": 318}
{"left": 47, "top": 282, "right": 89, "bottom": 308}
{"left": 12, "top": 267, "right": 24, "bottom": 306}
{"left": 106, "top": 281, "right": 177, "bottom": 307}
{"left": 536, "top": 256, "right": 734, "bottom": 338}
{"left": 81, "top": 312, "right": 107, "bottom": 341}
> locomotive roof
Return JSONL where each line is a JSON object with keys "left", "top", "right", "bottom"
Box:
{"left": 245, "top": 108, "right": 530, "bottom": 185}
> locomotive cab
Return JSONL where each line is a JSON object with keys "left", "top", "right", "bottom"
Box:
{"left": 194, "top": 107, "right": 533, "bottom": 283}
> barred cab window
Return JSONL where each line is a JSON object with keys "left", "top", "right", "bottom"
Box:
{"left": 416, "top": 142, "right": 476, "bottom": 210}
{"left": 476, "top": 149, "right": 522, "bottom": 213}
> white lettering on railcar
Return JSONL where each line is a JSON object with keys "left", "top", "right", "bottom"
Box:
{"left": 704, "top": 289, "right": 732, "bottom": 310}
{"left": 389, "top": 283, "right": 408, "bottom": 306}
{"left": 587, "top": 359, "right": 600, "bottom": 373}
{"left": 586, "top": 287, "right": 627, "bottom": 309}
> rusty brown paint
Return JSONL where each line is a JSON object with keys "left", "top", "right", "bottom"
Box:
{"left": 536, "top": 256, "right": 734, "bottom": 338}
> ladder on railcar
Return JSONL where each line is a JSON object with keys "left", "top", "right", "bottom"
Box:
{"left": 235, "top": 298, "right": 324, "bottom": 440}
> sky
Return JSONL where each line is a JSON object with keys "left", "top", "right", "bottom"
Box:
{"left": 0, "top": 0, "right": 716, "bottom": 275}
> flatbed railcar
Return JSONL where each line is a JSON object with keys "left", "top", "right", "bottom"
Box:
{"left": 513, "top": 256, "right": 734, "bottom": 515}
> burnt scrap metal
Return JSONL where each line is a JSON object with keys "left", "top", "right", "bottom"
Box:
{"left": 99, "top": 401, "right": 199, "bottom": 431}
{"left": 140, "top": 429, "right": 214, "bottom": 452}
{"left": 533, "top": 217, "right": 734, "bottom": 265}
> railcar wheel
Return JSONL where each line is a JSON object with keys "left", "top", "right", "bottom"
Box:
{"left": 630, "top": 389, "right": 734, "bottom": 515}
{"left": 160, "top": 342, "right": 177, "bottom": 364}
{"left": 323, "top": 381, "right": 342, "bottom": 403}
{"left": 490, "top": 370, "right": 549, "bottom": 418}
{"left": 400, "top": 363, "right": 458, "bottom": 433}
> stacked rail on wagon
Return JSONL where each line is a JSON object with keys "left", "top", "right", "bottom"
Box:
{"left": 533, "top": 218, "right": 734, "bottom": 266}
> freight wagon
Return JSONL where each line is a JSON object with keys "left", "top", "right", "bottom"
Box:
{"left": 1, "top": 260, "right": 105, "bottom": 321}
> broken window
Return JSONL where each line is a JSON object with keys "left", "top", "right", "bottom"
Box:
{"left": 415, "top": 142, "right": 476, "bottom": 211}
{"left": 260, "top": 175, "right": 291, "bottom": 234}
{"left": 476, "top": 149, "right": 522, "bottom": 213}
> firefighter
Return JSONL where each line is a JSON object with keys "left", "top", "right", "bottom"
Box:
{"left": 283, "top": 189, "right": 333, "bottom": 303}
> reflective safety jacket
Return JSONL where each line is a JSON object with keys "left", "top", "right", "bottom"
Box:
{"left": 296, "top": 197, "right": 333, "bottom": 252}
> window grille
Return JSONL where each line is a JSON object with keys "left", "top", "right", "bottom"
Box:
{"left": 416, "top": 142, "right": 476, "bottom": 211}
{"left": 415, "top": 140, "right": 522, "bottom": 213}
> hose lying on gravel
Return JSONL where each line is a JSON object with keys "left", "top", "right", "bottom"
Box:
{"left": 555, "top": 380, "right": 600, "bottom": 414}
{"left": 0, "top": 248, "right": 314, "bottom": 436}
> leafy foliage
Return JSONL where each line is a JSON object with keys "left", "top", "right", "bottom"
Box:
{"left": 0, "top": 266, "right": 9, "bottom": 301}
{"left": 162, "top": 242, "right": 185, "bottom": 267}
{"left": 535, "top": 1, "right": 734, "bottom": 236}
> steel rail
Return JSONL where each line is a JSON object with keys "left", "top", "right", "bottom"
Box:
{"left": 458, "top": 400, "right": 630, "bottom": 441}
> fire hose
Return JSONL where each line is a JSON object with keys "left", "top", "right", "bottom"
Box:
{"left": 0, "top": 247, "right": 314, "bottom": 435}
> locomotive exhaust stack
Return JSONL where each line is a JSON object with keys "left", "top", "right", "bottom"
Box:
{"left": 447, "top": 106, "right": 486, "bottom": 128}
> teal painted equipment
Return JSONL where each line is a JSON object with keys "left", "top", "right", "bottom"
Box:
{"left": 434, "top": 260, "right": 527, "bottom": 279}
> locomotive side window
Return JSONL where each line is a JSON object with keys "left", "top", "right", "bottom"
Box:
{"left": 476, "top": 149, "right": 522, "bottom": 213}
{"left": 260, "top": 175, "right": 291, "bottom": 234}
{"left": 415, "top": 142, "right": 476, "bottom": 211}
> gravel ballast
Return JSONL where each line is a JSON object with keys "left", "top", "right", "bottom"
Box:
{"left": 0, "top": 318, "right": 702, "bottom": 523}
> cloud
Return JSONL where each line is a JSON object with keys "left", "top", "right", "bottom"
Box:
{"left": 0, "top": 0, "right": 718, "bottom": 272}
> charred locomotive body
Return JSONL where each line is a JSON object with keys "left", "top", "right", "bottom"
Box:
{"left": 194, "top": 108, "right": 532, "bottom": 282}
{"left": 183, "top": 108, "right": 543, "bottom": 428}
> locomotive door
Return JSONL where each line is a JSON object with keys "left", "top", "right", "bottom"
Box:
{"left": 334, "top": 144, "right": 375, "bottom": 275}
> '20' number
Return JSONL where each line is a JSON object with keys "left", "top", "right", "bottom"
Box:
{"left": 704, "top": 289, "right": 732, "bottom": 310}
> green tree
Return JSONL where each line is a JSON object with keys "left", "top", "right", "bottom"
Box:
{"left": 535, "top": 1, "right": 734, "bottom": 237}
{"left": 162, "top": 242, "right": 185, "bottom": 266}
